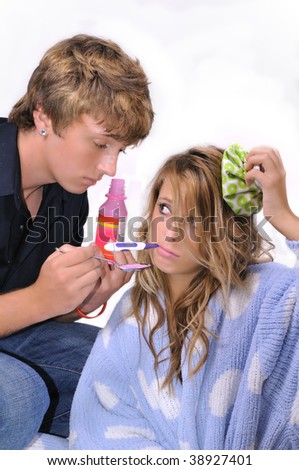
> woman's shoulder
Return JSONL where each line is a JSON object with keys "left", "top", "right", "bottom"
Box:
{"left": 223, "top": 258, "right": 297, "bottom": 323}
{"left": 246, "top": 259, "right": 297, "bottom": 309}
{"left": 99, "top": 288, "right": 139, "bottom": 340}
{"left": 107, "top": 288, "right": 135, "bottom": 324}
{"left": 248, "top": 257, "right": 296, "bottom": 283}
{"left": 91, "top": 288, "right": 142, "bottom": 375}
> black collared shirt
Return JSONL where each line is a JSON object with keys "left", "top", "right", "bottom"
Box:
{"left": 0, "top": 118, "right": 89, "bottom": 293}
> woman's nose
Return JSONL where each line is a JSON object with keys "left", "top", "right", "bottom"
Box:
{"left": 165, "top": 217, "right": 184, "bottom": 242}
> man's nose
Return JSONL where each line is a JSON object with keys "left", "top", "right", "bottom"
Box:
{"left": 97, "top": 153, "right": 118, "bottom": 177}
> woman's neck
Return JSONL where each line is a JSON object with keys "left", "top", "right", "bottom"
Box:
{"left": 168, "top": 274, "right": 194, "bottom": 303}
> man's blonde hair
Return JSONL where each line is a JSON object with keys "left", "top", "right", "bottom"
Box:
{"left": 9, "top": 34, "right": 154, "bottom": 145}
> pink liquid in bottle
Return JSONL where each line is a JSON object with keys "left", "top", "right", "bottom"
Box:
{"left": 95, "top": 179, "right": 128, "bottom": 260}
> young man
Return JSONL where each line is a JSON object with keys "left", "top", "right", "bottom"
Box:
{"left": 0, "top": 34, "right": 154, "bottom": 449}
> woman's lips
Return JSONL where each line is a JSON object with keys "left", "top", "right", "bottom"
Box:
{"left": 156, "top": 245, "right": 179, "bottom": 258}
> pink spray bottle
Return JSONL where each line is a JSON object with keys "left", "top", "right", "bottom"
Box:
{"left": 95, "top": 178, "right": 128, "bottom": 260}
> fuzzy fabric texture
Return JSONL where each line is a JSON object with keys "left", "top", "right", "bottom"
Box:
{"left": 28, "top": 240, "right": 299, "bottom": 450}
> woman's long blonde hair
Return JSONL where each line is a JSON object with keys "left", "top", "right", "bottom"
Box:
{"left": 130, "top": 146, "right": 273, "bottom": 387}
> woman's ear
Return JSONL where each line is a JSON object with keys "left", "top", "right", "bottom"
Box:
{"left": 33, "top": 105, "right": 53, "bottom": 135}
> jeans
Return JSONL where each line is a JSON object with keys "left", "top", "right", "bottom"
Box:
{"left": 0, "top": 320, "right": 99, "bottom": 449}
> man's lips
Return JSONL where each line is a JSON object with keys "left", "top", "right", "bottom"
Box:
{"left": 83, "top": 177, "right": 98, "bottom": 186}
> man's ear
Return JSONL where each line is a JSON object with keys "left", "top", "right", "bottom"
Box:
{"left": 33, "top": 105, "right": 52, "bottom": 134}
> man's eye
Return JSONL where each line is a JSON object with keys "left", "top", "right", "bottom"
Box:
{"left": 94, "top": 143, "right": 108, "bottom": 149}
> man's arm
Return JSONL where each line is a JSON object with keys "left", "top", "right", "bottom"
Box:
{"left": 0, "top": 244, "right": 102, "bottom": 337}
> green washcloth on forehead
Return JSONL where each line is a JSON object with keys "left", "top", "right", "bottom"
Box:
{"left": 222, "top": 143, "right": 262, "bottom": 216}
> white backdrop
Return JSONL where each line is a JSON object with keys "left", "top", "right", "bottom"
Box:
{"left": 1, "top": 0, "right": 298, "bottom": 325}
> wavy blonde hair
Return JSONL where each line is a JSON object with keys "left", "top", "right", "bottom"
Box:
{"left": 8, "top": 34, "right": 154, "bottom": 145}
{"left": 130, "top": 146, "right": 273, "bottom": 387}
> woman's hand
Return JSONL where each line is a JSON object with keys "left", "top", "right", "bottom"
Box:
{"left": 245, "top": 146, "right": 299, "bottom": 240}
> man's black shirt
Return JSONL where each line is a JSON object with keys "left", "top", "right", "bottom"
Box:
{"left": 0, "top": 118, "right": 89, "bottom": 293}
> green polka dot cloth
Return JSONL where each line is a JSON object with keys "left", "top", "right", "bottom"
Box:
{"left": 222, "top": 143, "right": 262, "bottom": 216}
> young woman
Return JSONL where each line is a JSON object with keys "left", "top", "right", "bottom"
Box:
{"left": 30, "top": 144, "right": 299, "bottom": 450}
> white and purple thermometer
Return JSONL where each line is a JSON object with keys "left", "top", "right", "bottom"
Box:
{"left": 104, "top": 242, "right": 159, "bottom": 252}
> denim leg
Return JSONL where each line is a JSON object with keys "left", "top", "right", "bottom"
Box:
{"left": 0, "top": 320, "right": 99, "bottom": 441}
{"left": 0, "top": 353, "right": 50, "bottom": 449}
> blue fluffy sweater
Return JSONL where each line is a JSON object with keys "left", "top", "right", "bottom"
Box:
{"left": 28, "top": 241, "right": 299, "bottom": 450}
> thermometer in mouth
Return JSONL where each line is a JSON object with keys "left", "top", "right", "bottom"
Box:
{"left": 104, "top": 242, "right": 159, "bottom": 252}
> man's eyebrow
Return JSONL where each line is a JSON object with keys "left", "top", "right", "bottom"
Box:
{"left": 91, "top": 131, "right": 110, "bottom": 136}
{"left": 92, "top": 131, "right": 126, "bottom": 143}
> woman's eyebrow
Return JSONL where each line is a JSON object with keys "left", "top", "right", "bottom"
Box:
{"left": 158, "top": 196, "right": 172, "bottom": 203}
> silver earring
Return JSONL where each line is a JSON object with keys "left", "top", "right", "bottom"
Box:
{"left": 40, "top": 129, "right": 47, "bottom": 136}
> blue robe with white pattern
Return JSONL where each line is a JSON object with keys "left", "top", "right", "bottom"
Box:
{"left": 28, "top": 240, "right": 299, "bottom": 450}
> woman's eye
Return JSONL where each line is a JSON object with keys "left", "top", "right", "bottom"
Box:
{"left": 159, "top": 203, "right": 171, "bottom": 215}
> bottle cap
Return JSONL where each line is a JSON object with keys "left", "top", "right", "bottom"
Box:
{"left": 106, "top": 178, "right": 127, "bottom": 200}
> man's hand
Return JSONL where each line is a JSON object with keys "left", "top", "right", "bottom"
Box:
{"left": 77, "top": 246, "right": 135, "bottom": 314}
{"left": 31, "top": 244, "right": 105, "bottom": 319}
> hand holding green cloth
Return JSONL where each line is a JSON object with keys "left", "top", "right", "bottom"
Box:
{"left": 222, "top": 143, "right": 263, "bottom": 216}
